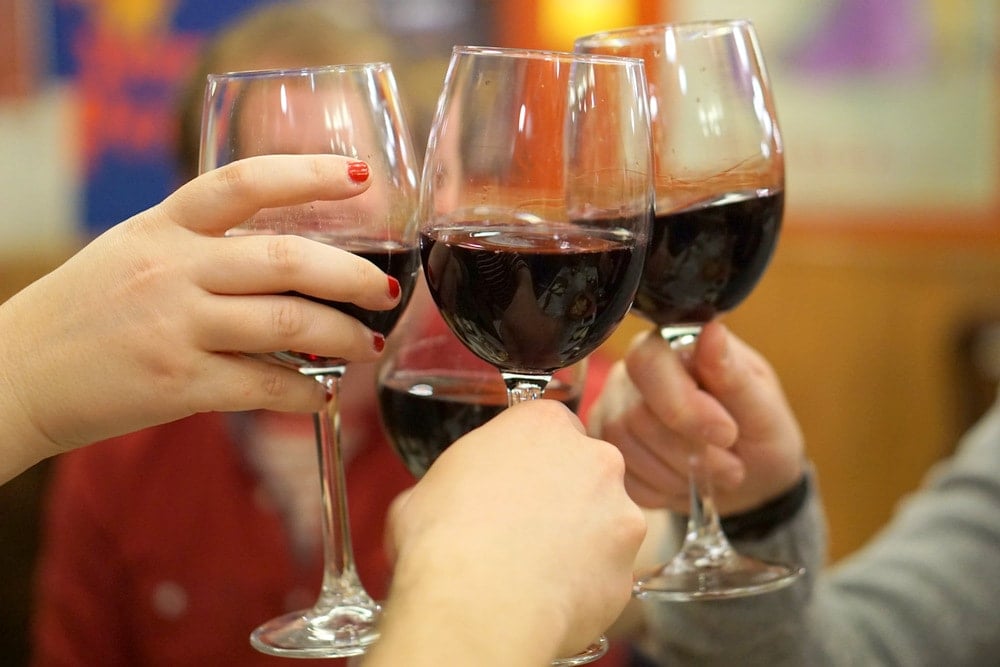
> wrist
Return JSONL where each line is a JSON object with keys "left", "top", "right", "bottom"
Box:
{"left": 0, "top": 356, "right": 54, "bottom": 483}
{"left": 368, "top": 544, "right": 563, "bottom": 667}
{"left": 0, "top": 295, "right": 61, "bottom": 483}
{"left": 719, "top": 474, "right": 810, "bottom": 541}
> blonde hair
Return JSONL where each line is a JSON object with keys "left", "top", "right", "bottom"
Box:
{"left": 176, "top": 1, "right": 396, "bottom": 179}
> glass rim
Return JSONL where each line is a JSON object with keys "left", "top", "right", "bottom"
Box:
{"left": 206, "top": 61, "right": 393, "bottom": 83}
{"left": 451, "top": 44, "right": 645, "bottom": 68}
{"left": 574, "top": 18, "right": 755, "bottom": 48}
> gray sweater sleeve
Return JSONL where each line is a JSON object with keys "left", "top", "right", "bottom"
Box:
{"left": 637, "top": 400, "right": 1000, "bottom": 666}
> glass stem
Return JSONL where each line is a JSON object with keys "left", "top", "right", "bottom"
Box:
{"left": 660, "top": 324, "right": 701, "bottom": 352}
{"left": 681, "top": 453, "right": 733, "bottom": 563}
{"left": 502, "top": 372, "right": 552, "bottom": 406}
{"left": 312, "top": 371, "right": 372, "bottom": 614}
{"left": 662, "top": 324, "right": 735, "bottom": 565}
{"left": 501, "top": 369, "right": 608, "bottom": 665}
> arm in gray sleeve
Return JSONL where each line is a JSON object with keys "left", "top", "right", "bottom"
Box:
{"left": 636, "top": 401, "right": 1000, "bottom": 666}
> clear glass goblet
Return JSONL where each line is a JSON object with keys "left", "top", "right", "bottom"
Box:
{"left": 576, "top": 20, "right": 803, "bottom": 601}
{"left": 418, "top": 44, "right": 654, "bottom": 665}
{"left": 200, "top": 63, "right": 420, "bottom": 656}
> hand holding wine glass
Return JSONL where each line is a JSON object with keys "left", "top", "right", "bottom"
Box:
{"left": 0, "top": 153, "right": 399, "bottom": 484}
{"left": 417, "top": 45, "right": 653, "bottom": 665}
{"left": 200, "top": 63, "right": 420, "bottom": 657}
{"left": 369, "top": 399, "right": 646, "bottom": 667}
{"left": 576, "top": 20, "right": 802, "bottom": 600}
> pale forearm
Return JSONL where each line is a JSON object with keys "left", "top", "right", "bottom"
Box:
{"left": 0, "top": 304, "right": 60, "bottom": 484}
{"left": 363, "top": 555, "right": 562, "bottom": 667}
{"left": 0, "top": 430, "right": 46, "bottom": 486}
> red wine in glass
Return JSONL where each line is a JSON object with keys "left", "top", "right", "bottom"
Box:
{"left": 576, "top": 20, "right": 802, "bottom": 601}
{"left": 635, "top": 190, "right": 783, "bottom": 332}
{"left": 378, "top": 371, "right": 581, "bottom": 478}
{"left": 420, "top": 220, "right": 644, "bottom": 374}
{"left": 276, "top": 239, "right": 420, "bottom": 372}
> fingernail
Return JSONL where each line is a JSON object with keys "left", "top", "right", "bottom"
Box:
{"left": 387, "top": 276, "right": 400, "bottom": 299}
{"left": 373, "top": 332, "right": 386, "bottom": 352}
{"left": 347, "top": 161, "right": 369, "bottom": 183}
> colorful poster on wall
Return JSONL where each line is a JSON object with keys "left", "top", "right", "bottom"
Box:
{"left": 673, "top": 0, "right": 999, "bottom": 219}
{"left": 52, "top": 0, "right": 277, "bottom": 235}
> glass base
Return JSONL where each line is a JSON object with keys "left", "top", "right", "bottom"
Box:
{"left": 552, "top": 635, "right": 609, "bottom": 666}
{"left": 250, "top": 604, "right": 381, "bottom": 658}
{"left": 634, "top": 552, "right": 803, "bottom": 601}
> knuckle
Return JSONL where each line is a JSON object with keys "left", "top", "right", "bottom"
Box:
{"left": 271, "top": 298, "right": 307, "bottom": 338}
{"left": 598, "top": 441, "right": 627, "bottom": 476}
{"left": 653, "top": 399, "right": 685, "bottom": 432}
{"left": 625, "top": 499, "right": 647, "bottom": 538}
{"left": 309, "top": 155, "right": 332, "bottom": 186}
{"left": 216, "top": 160, "right": 252, "bottom": 195}
{"left": 348, "top": 255, "right": 380, "bottom": 298}
{"left": 260, "top": 366, "right": 291, "bottom": 400}
{"left": 265, "top": 235, "right": 303, "bottom": 275}
{"left": 536, "top": 399, "right": 569, "bottom": 421}
{"left": 747, "top": 356, "right": 776, "bottom": 385}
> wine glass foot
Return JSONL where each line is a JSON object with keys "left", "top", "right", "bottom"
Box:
{"left": 633, "top": 553, "right": 804, "bottom": 601}
{"left": 551, "top": 634, "right": 609, "bottom": 666}
{"left": 250, "top": 605, "right": 381, "bottom": 658}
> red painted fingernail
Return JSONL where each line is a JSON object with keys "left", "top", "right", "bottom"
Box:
{"left": 387, "top": 276, "right": 401, "bottom": 299}
{"left": 347, "top": 161, "right": 369, "bottom": 183}
{"left": 373, "top": 333, "right": 386, "bottom": 352}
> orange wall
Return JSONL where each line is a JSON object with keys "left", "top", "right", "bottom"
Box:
{"left": 494, "top": 0, "right": 666, "bottom": 50}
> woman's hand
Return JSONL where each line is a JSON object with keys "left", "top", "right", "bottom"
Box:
{"left": 0, "top": 154, "right": 400, "bottom": 477}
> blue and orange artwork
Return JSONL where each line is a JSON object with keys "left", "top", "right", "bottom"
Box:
{"left": 53, "top": 0, "right": 277, "bottom": 234}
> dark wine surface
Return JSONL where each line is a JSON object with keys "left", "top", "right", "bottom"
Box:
{"left": 378, "top": 372, "right": 581, "bottom": 478}
{"left": 420, "top": 222, "right": 643, "bottom": 373}
{"left": 633, "top": 191, "right": 783, "bottom": 328}
{"left": 281, "top": 241, "right": 420, "bottom": 371}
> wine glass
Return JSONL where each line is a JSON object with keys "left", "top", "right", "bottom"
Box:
{"left": 418, "top": 45, "right": 653, "bottom": 666}
{"left": 376, "top": 282, "right": 587, "bottom": 479}
{"left": 575, "top": 20, "right": 803, "bottom": 600}
{"left": 200, "top": 64, "right": 420, "bottom": 657}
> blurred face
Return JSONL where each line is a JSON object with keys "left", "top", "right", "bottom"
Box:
{"left": 234, "top": 72, "right": 394, "bottom": 235}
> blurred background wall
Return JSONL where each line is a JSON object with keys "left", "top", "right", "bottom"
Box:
{"left": 1, "top": 0, "right": 998, "bottom": 663}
